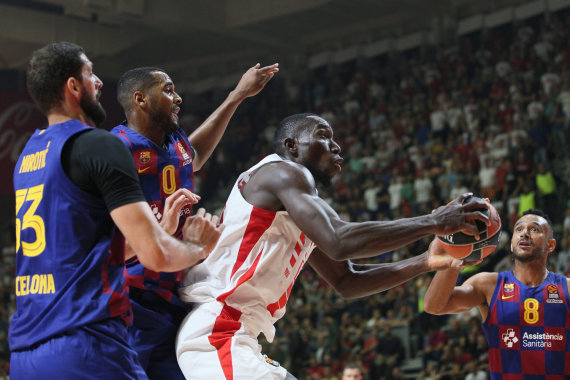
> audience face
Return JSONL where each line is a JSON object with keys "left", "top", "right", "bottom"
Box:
{"left": 342, "top": 368, "right": 363, "bottom": 380}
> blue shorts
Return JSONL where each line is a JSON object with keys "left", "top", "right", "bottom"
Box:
{"left": 10, "top": 318, "right": 148, "bottom": 380}
{"left": 129, "top": 296, "right": 186, "bottom": 380}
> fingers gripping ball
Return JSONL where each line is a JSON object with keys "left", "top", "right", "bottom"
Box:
{"left": 437, "top": 196, "right": 502, "bottom": 261}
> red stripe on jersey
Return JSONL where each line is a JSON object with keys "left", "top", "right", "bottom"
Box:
{"left": 208, "top": 304, "right": 243, "bottom": 380}
{"left": 229, "top": 207, "right": 276, "bottom": 278}
{"left": 217, "top": 249, "right": 264, "bottom": 304}
{"left": 117, "top": 130, "right": 133, "bottom": 150}
{"left": 104, "top": 230, "right": 132, "bottom": 323}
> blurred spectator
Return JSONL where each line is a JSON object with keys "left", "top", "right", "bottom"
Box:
{"left": 341, "top": 364, "right": 363, "bottom": 380}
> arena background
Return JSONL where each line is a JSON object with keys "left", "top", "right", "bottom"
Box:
{"left": 1, "top": 0, "right": 570, "bottom": 378}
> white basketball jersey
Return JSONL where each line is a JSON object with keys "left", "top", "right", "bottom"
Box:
{"left": 179, "top": 154, "right": 316, "bottom": 342}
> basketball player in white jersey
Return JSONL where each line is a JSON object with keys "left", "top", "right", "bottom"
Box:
{"left": 176, "top": 113, "right": 489, "bottom": 380}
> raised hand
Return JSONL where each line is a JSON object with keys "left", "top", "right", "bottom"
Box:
{"left": 430, "top": 193, "right": 490, "bottom": 239}
{"left": 233, "top": 63, "right": 279, "bottom": 99}
{"left": 427, "top": 239, "right": 465, "bottom": 270}
{"left": 160, "top": 188, "right": 201, "bottom": 235}
{"left": 182, "top": 208, "right": 225, "bottom": 261}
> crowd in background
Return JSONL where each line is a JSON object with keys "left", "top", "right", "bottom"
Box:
{"left": 2, "top": 7, "right": 570, "bottom": 380}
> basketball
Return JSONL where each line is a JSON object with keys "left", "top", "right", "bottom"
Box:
{"left": 437, "top": 196, "right": 502, "bottom": 261}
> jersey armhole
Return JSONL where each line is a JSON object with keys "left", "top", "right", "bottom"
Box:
{"left": 482, "top": 273, "right": 502, "bottom": 326}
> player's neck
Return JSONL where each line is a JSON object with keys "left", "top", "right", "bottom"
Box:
{"left": 513, "top": 260, "right": 549, "bottom": 287}
{"left": 127, "top": 117, "right": 165, "bottom": 147}
{"left": 47, "top": 106, "right": 96, "bottom": 127}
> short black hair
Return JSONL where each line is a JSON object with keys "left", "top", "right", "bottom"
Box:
{"left": 273, "top": 113, "right": 319, "bottom": 155}
{"left": 27, "top": 41, "right": 85, "bottom": 114}
{"left": 117, "top": 67, "right": 165, "bottom": 113}
{"left": 522, "top": 209, "right": 553, "bottom": 227}
{"left": 522, "top": 209, "right": 554, "bottom": 238}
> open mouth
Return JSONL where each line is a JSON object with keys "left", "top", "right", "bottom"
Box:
{"left": 518, "top": 240, "right": 532, "bottom": 248}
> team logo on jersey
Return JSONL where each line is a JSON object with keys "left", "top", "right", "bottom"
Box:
{"left": 502, "top": 328, "right": 519, "bottom": 348}
{"left": 139, "top": 151, "right": 151, "bottom": 164}
{"left": 546, "top": 284, "right": 563, "bottom": 303}
{"left": 263, "top": 355, "right": 280, "bottom": 367}
{"left": 149, "top": 201, "right": 163, "bottom": 221}
{"left": 501, "top": 283, "right": 515, "bottom": 300}
{"left": 176, "top": 141, "right": 192, "bottom": 165}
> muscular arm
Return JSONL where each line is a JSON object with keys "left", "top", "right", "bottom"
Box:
{"left": 111, "top": 204, "right": 217, "bottom": 271}
{"left": 189, "top": 63, "right": 278, "bottom": 170}
{"left": 245, "top": 161, "right": 489, "bottom": 261}
{"left": 308, "top": 240, "right": 465, "bottom": 299}
{"left": 309, "top": 248, "right": 431, "bottom": 299}
{"left": 63, "top": 129, "right": 221, "bottom": 271}
{"left": 423, "top": 270, "right": 497, "bottom": 318}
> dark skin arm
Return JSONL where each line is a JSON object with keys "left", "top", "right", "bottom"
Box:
{"left": 308, "top": 240, "right": 466, "bottom": 299}
{"left": 242, "top": 160, "right": 489, "bottom": 261}
{"left": 189, "top": 63, "right": 279, "bottom": 170}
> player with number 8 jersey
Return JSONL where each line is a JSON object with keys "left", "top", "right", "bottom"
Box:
{"left": 424, "top": 209, "right": 570, "bottom": 379}
{"left": 483, "top": 270, "right": 570, "bottom": 377}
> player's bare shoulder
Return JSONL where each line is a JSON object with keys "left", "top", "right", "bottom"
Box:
{"left": 241, "top": 159, "right": 316, "bottom": 210}
{"left": 466, "top": 271, "right": 499, "bottom": 297}
{"left": 251, "top": 159, "right": 316, "bottom": 192}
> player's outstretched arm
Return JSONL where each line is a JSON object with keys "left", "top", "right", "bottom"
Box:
{"left": 189, "top": 63, "right": 279, "bottom": 170}
{"left": 261, "top": 161, "right": 489, "bottom": 261}
{"left": 423, "top": 241, "right": 495, "bottom": 316}
{"left": 111, "top": 204, "right": 223, "bottom": 272}
{"left": 308, "top": 239, "right": 466, "bottom": 299}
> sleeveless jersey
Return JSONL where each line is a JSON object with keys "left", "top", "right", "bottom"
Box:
{"left": 179, "top": 154, "right": 316, "bottom": 342}
{"left": 110, "top": 124, "right": 194, "bottom": 306}
{"left": 482, "top": 271, "right": 570, "bottom": 378}
{"left": 9, "top": 120, "right": 130, "bottom": 350}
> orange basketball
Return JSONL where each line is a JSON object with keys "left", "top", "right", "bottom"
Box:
{"left": 437, "top": 196, "right": 502, "bottom": 261}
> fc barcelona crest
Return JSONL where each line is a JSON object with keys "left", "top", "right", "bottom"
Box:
{"left": 139, "top": 151, "right": 151, "bottom": 164}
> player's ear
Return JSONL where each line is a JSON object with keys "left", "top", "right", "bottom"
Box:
{"left": 284, "top": 138, "right": 297, "bottom": 155}
{"left": 65, "top": 77, "right": 82, "bottom": 101}
{"left": 134, "top": 91, "right": 146, "bottom": 108}
{"left": 546, "top": 238, "right": 556, "bottom": 255}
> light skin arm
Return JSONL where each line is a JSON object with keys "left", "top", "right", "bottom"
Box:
{"left": 123, "top": 188, "right": 201, "bottom": 260}
{"left": 308, "top": 239, "right": 466, "bottom": 299}
{"left": 423, "top": 241, "right": 496, "bottom": 318}
{"left": 245, "top": 161, "right": 490, "bottom": 261}
{"left": 111, "top": 203, "right": 223, "bottom": 272}
{"left": 189, "top": 63, "right": 279, "bottom": 170}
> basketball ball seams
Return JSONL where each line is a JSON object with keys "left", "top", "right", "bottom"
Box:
{"left": 437, "top": 196, "right": 502, "bottom": 260}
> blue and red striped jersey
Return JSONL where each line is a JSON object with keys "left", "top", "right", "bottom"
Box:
{"left": 10, "top": 120, "right": 131, "bottom": 350}
{"left": 110, "top": 124, "right": 194, "bottom": 306}
{"left": 483, "top": 270, "right": 570, "bottom": 379}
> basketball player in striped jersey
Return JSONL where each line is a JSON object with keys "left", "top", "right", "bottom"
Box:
{"left": 176, "top": 113, "right": 490, "bottom": 380}
{"left": 112, "top": 64, "right": 278, "bottom": 380}
{"left": 10, "top": 42, "right": 222, "bottom": 380}
{"left": 424, "top": 209, "right": 569, "bottom": 378}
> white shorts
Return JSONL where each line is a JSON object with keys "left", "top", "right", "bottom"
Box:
{"left": 176, "top": 302, "right": 288, "bottom": 380}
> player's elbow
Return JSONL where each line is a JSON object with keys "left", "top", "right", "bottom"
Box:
{"left": 133, "top": 238, "right": 172, "bottom": 272}
{"left": 321, "top": 240, "right": 350, "bottom": 261}
{"left": 423, "top": 299, "right": 446, "bottom": 315}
